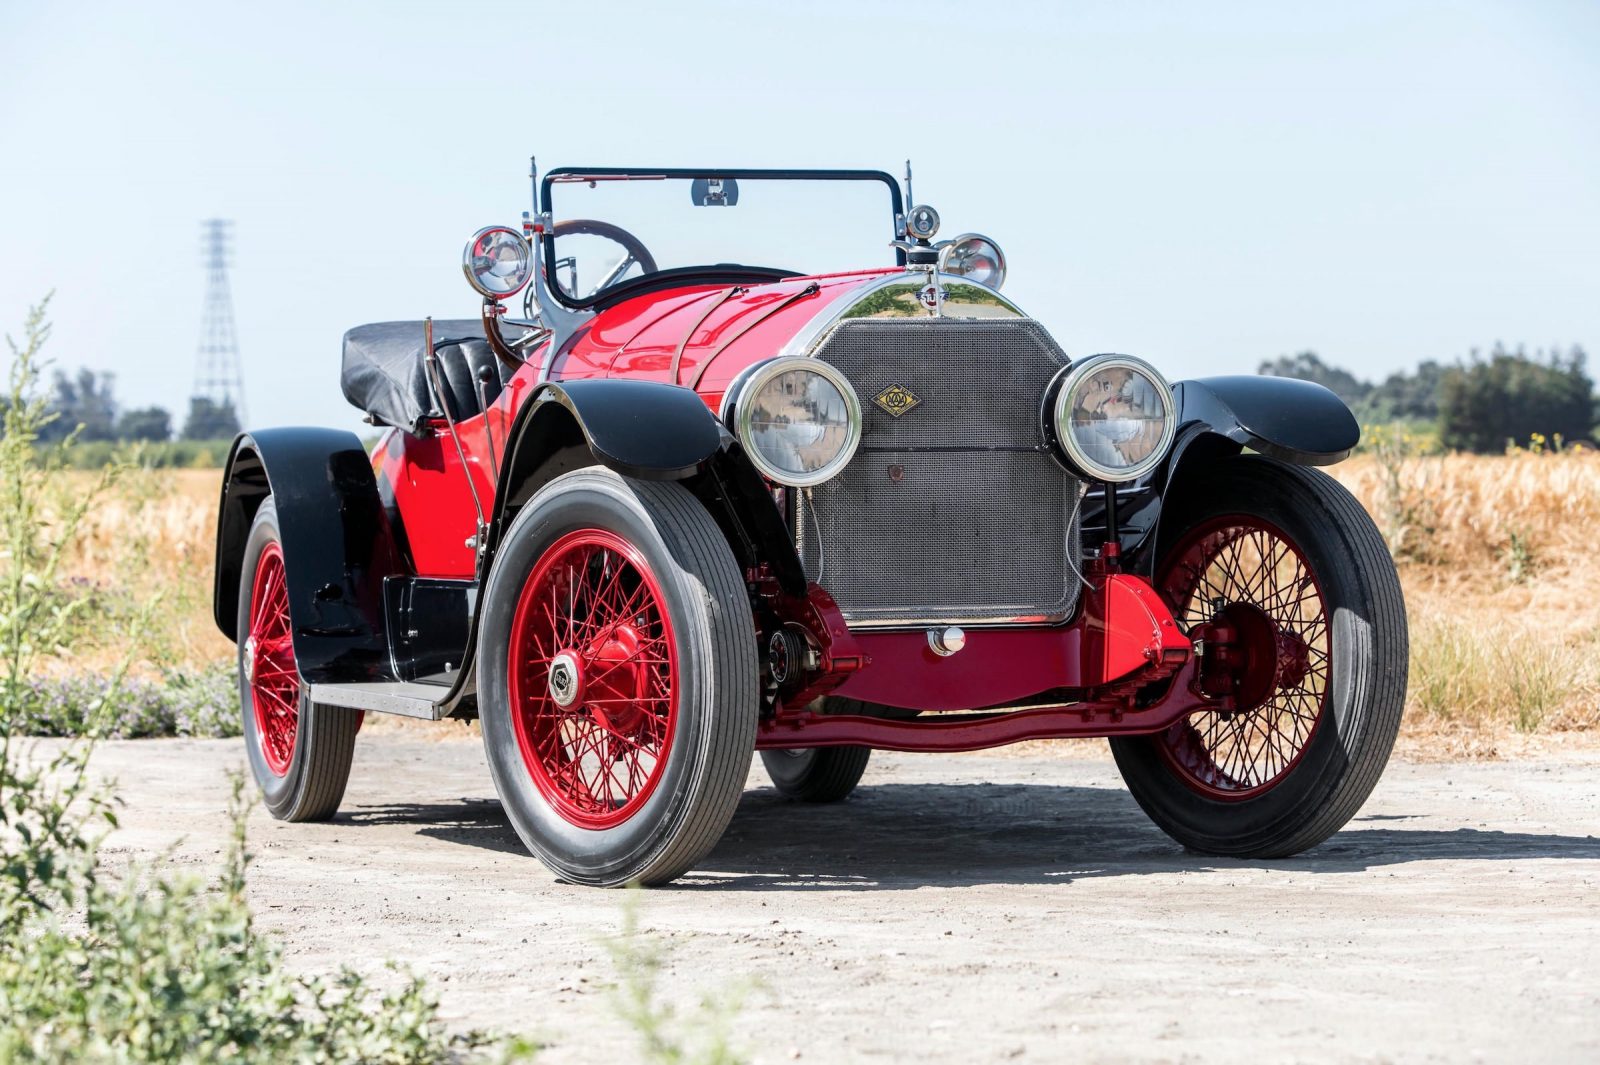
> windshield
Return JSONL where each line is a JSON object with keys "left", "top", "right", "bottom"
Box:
{"left": 540, "top": 169, "right": 904, "bottom": 307}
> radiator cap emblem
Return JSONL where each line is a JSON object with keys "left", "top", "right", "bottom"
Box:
{"left": 873, "top": 383, "right": 922, "bottom": 418}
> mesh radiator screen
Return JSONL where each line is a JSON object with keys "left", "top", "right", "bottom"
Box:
{"left": 800, "top": 318, "right": 1084, "bottom": 625}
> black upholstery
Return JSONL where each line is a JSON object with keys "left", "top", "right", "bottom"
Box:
{"left": 340, "top": 320, "right": 515, "bottom": 433}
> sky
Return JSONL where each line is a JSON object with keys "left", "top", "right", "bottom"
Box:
{"left": 1, "top": 0, "right": 1597, "bottom": 432}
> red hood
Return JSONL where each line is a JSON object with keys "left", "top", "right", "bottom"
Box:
{"left": 552, "top": 269, "right": 902, "bottom": 410}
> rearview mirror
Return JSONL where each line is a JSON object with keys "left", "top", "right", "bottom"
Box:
{"left": 690, "top": 177, "right": 739, "bottom": 206}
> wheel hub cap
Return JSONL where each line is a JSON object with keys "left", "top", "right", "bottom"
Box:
{"left": 548, "top": 651, "right": 582, "bottom": 708}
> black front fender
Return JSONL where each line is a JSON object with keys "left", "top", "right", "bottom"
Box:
{"left": 1088, "top": 375, "right": 1361, "bottom": 572}
{"left": 1173, "top": 375, "right": 1360, "bottom": 465}
{"left": 485, "top": 377, "right": 800, "bottom": 586}
{"left": 422, "top": 377, "right": 799, "bottom": 716}
{"left": 512, "top": 378, "right": 729, "bottom": 483}
{"left": 213, "top": 429, "right": 403, "bottom": 682}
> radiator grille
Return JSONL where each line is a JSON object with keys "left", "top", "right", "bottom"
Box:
{"left": 800, "top": 318, "right": 1084, "bottom": 625}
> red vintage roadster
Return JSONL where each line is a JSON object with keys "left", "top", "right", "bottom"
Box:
{"left": 214, "top": 165, "right": 1407, "bottom": 886}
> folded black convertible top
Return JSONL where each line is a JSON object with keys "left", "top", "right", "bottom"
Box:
{"left": 340, "top": 319, "right": 516, "bottom": 433}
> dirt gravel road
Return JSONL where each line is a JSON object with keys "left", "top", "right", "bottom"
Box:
{"left": 88, "top": 735, "right": 1599, "bottom": 1063}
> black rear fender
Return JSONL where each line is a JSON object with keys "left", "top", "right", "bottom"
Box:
{"left": 213, "top": 429, "right": 404, "bottom": 682}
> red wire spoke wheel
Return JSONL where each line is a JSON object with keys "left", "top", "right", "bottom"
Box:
{"left": 247, "top": 541, "right": 300, "bottom": 776}
{"left": 1156, "top": 515, "right": 1329, "bottom": 801}
{"left": 477, "top": 469, "right": 758, "bottom": 887}
{"left": 1109, "top": 458, "right": 1407, "bottom": 859}
{"left": 507, "top": 529, "right": 679, "bottom": 829}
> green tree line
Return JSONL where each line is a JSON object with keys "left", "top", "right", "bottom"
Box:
{"left": 23, "top": 367, "right": 240, "bottom": 443}
{"left": 1259, "top": 343, "right": 1597, "bottom": 452}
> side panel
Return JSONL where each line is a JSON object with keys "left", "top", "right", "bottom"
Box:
{"left": 213, "top": 429, "right": 404, "bottom": 683}
{"left": 375, "top": 371, "right": 533, "bottom": 579}
{"left": 382, "top": 576, "right": 475, "bottom": 683}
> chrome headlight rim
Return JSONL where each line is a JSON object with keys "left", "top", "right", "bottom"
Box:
{"left": 1047, "top": 354, "right": 1177, "bottom": 483}
{"left": 461, "top": 224, "right": 533, "bottom": 300}
{"left": 937, "top": 232, "right": 1007, "bottom": 291}
{"left": 726, "top": 356, "right": 863, "bottom": 488}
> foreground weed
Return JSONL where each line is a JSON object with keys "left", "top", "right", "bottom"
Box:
{"left": 1, "top": 300, "right": 500, "bottom": 1063}
{"left": 1364, "top": 423, "right": 1437, "bottom": 561}
{"left": 603, "top": 889, "right": 751, "bottom": 1065}
{"left": 1503, "top": 528, "right": 1534, "bottom": 584}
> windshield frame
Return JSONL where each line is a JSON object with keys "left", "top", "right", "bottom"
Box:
{"left": 537, "top": 167, "right": 906, "bottom": 310}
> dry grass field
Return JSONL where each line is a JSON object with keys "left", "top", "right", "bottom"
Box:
{"left": 56, "top": 452, "right": 1600, "bottom": 754}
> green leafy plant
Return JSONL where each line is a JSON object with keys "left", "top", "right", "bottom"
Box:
{"left": 1, "top": 300, "right": 498, "bottom": 1063}
{"left": 1503, "top": 528, "right": 1534, "bottom": 584}
{"left": 0, "top": 775, "right": 480, "bottom": 1063}
{"left": 1363, "top": 422, "right": 1437, "bottom": 561}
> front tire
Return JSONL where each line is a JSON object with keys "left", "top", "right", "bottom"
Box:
{"left": 236, "top": 499, "right": 358, "bottom": 822}
{"left": 1110, "top": 456, "right": 1407, "bottom": 858}
{"left": 478, "top": 468, "right": 759, "bottom": 887}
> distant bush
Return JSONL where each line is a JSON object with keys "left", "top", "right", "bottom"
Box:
{"left": 56, "top": 438, "right": 236, "bottom": 469}
{"left": 12, "top": 668, "right": 238, "bottom": 739}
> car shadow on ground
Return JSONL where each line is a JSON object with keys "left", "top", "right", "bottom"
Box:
{"left": 339, "top": 780, "right": 1600, "bottom": 890}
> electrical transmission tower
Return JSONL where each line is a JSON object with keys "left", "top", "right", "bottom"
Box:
{"left": 193, "top": 219, "right": 248, "bottom": 424}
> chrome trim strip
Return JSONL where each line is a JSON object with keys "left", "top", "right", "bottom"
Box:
{"left": 843, "top": 609, "right": 1078, "bottom": 630}
{"left": 777, "top": 270, "right": 1027, "bottom": 359}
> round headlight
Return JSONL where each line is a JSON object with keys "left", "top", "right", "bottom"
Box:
{"left": 938, "top": 233, "right": 1007, "bottom": 290}
{"left": 462, "top": 225, "right": 532, "bottom": 299}
{"left": 726, "top": 358, "right": 862, "bottom": 487}
{"left": 1049, "top": 355, "right": 1176, "bottom": 482}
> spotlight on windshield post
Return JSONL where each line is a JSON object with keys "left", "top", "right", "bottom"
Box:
{"left": 690, "top": 176, "right": 739, "bottom": 206}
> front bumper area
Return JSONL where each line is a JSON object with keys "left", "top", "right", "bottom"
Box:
{"left": 755, "top": 571, "right": 1213, "bottom": 753}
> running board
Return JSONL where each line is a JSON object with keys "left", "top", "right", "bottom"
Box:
{"left": 307, "top": 681, "right": 448, "bottom": 720}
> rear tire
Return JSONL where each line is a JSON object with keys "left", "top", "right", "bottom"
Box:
{"left": 477, "top": 468, "right": 759, "bottom": 887}
{"left": 760, "top": 746, "right": 871, "bottom": 802}
{"left": 236, "top": 499, "right": 359, "bottom": 822}
{"left": 1110, "top": 456, "right": 1407, "bottom": 858}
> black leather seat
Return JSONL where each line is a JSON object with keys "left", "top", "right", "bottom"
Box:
{"left": 341, "top": 320, "right": 514, "bottom": 433}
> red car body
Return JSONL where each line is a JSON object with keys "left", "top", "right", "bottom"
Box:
{"left": 213, "top": 165, "right": 1406, "bottom": 886}
{"left": 371, "top": 268, "right": 1194, "bottom": 750}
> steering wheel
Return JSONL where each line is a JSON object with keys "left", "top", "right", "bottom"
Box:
{"left": 527, "top": 219, "right": 659, "bottom": 311}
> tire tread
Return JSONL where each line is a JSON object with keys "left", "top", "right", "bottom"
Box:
{"left": 626, "top": 478, "right": 759, "bottom": 885}
{"left": 1112, "top": 455, "right": 1408, "bottom": 858}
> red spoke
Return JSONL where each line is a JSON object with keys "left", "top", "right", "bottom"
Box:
{"left": 1158, "top": 515, "right": 1330, "bottom": 801}
{"left": 247, "top": 542, "right": 300, "bottom": 777}
{"left": 506, "top": 529, "right": 680, "bottom": 829}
